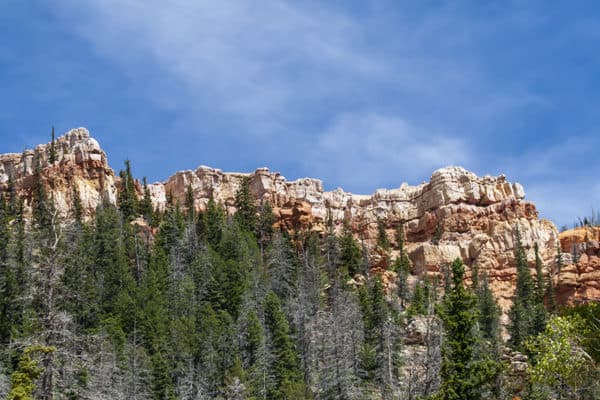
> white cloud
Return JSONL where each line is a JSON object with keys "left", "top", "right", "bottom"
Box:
{"left": 53, "top": 0, "right": 385, "bottom": 133}
{"left": 49, "top": 0, "right": 598, "bottom": 227}
{"left": 308, "top": 113, "right": 469, "bottom": 191}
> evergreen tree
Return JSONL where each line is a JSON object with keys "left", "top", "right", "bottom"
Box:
{"left": 475, "top": 272, "right": 501, "bottom": 342}
{"left": 140, "top": 239, "right": 175, "bottom": 399}
{"left": 95, "top": 203, "right": 136, "bottom": 328}
{"left": 322, "top": 208, "right": 340, "bottom": 281}
{"left": 234, "top": 177, "right": 257, "bottom": 233}
{"left": 184, "top": 184, "right": 195, "bottom": 219}
{"left": 61, "top": 222, "right": 100, "bottom": 331}
{"left": 408, "top": 278, "right": 430, "bottom": 316}
{"left": 256, "top": 201, "right": 276, "bottom": 256}
{"left": 509, "top": 227, "right": 546, "bottom": 351}
{"left": 117, "top": 159, "right": 138, "bottom": 221}
{"left": 49, "top": 126, "right": 57, "bottom": 164}
{"left": 139, "top": 176, "right": 154, "bottom": 222}
{"left": 244, "top": 309, "right": 264, "bottom": 367}
{"left": 204, "top": 195, "right": 225, "bottom": 248}
{"left": 72, "top": 185, "right": 83, "bottom": 222}
{"left": 394, "top": 222, "right": 411, "bottom": 307}
{"left": 358, "top": 276, "right": 393, "bottom": 383}
{"left": 338, "top": 219, "right": 362, "bottom": 277}
{"left": 376, "top": 219, "right": 390, "bottom": 251}
{"left": 32, "top": 172, "right": 53, "bottom": 231}
{"left": 434, "top": 258, "right": 500, "bottom": 400}
{"left": 263, "top": 291, "right": 309, "bottom": 399}
{"left": 0, "top": 193, "right": 17, "bottom": 343}
{"left": 7, "top": 345, "right": 56, "bottom": 400}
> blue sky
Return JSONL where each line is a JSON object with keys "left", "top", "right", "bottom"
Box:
{"left": 1, "top": 1, "right": 600, "bottom": 227}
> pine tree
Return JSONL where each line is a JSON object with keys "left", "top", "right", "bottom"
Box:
{"left": 376, "top": 219, "right": 390, "bottom": 251}
{"left": 244, "top": 309, "right": 264, "bottom": 367}
{"left": 95, "top": 203, "right": 136, "bottom": 328}
{"left": 338, "top": 219, "right": 362, "bottom": 277}
{"left": 257, "top": 201, "right": 276, "bottom": 257}
{"left": 435, "top": 258, "right": 500, "bottom": 400}
{"left": 32, "top": 172, "right": 53, "bottom": 231}
{"left": 49, "top": 126, "right": 57, "bottom": 164}
{"left": 263, "top": 291, "right": 309, "bottom": 399}
{"left": 394, "top": 222, "right": 411, "bottom": 307}
{"left": 407, "top": 279, "right": 429, "bottom": 316}
{"left": 204, "top": 195, "right": 225, "bottom": 248}
{"left": 0, "top": 193, "right": 16, "bottom": 343}
{"left": 117, "top": 160, "right": 138, "bottom": 221}
{"left": 475, "top": 272, "right": 501, "bottom": 342}
{"left": 141, "top": 241, "right": 175, "bottom": 399}
{"left": 72, "top": 185, "right": 83, "bottom": 222}
{"left": 61, "top": 222, "right": 100, "bottom": 331}
{"left": 234, "top": 177, "right": 257, "bottom": 233}
{"left": 139, "top": 177, "right": 154, "bottom": 222}
{"left": 509, "top": 228, "right": 546, "bottom": 351}
{"left": 184, "top": 184, "right": 195, "bottom": 220}
{"left": 7, "top": 345, "right": 56, "bottom": 400}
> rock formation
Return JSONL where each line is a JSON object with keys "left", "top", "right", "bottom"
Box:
{"left": 0, "top": 128, "right": 571, "bottom": 313}
{"left": 555, "top": 226, "right": 600, "bottom": 304}
{"left": 0, "top": 128, "right": 117, "bottom": 218}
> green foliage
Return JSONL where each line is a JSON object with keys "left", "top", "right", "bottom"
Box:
{"left": 475, "top": 272, "right": 501, "bottom": 342}
{"left": 434, "top": 258, "right": 501, "bottom": 400}
{"left": 204, "top": 195, "right": 225, "bottom": 247}
{"left": 376, "top": 219, "right": 390, "bottom": 251}
{"left": 7, "top": 345, "right": 56, "bottom": 400}
{"left": 49, "top": 126, "right": 57, "bottom": 164}
{"left": 31, "top": 173, "right": 53, "bottom": 230}
{"left": 562, "top": 302, "right": 600, "bottom": 362}
{"left": 234, "top": 177, "right": 257, "bottom": 233}
{"left": 509, "top": 228, "right": 547, "bottom": 351}
{"left": 117, "top": 159, "right": 138, "bottom": 221}
{"left": 256, "top": 201, "right": 276, "bottom": 256}
{"left": 264, "top": 291, "right": 309, "bottom": 399}
{"left": 526, "top": 315, "right": 598, "bottom": 398}
{"left": 71, "top": 185, "right": 83, "bottom": 222}
{"left": 61, "top": 223, "right": 100, "bottom": 330}
{"left": 139, "top": 176, "right": 154, "bottom": 222}
{"left": 407, "top": 278, "right": 433, "bottom": 316}
{"left": 95, "top": 204, "right": 136, "bottom": 328}
{"left": 338, "top": 219, "right": 362, "bottom": 276}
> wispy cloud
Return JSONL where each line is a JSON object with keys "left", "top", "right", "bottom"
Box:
{"left": 41, "top": 1, "right": 600, "bottom": 227}
{"left": 53, "top": 0, "right": 386, "bottom": 133}
{"left": 308, "top": 113, "right": 469, "bottom": 190}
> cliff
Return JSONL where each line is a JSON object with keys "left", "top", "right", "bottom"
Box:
{"left": 555, "top": 226, "right": 600, "bottom": 304}
{"left": 1, "top": 128, "right": 567, "bottom": 313}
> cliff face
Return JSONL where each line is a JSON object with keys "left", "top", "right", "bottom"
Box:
{"left": 555, "top": 227, "right": 600, "bottom": 304}
{"left": 0, "top": 128, "right": 117, "bottom": 218}
{"left": 1, "top": 128, "right": 567, "bottom": 311}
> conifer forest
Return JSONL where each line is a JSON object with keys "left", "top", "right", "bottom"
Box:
{"left": 0, "top": 166, "right": 599, "bottom": 400}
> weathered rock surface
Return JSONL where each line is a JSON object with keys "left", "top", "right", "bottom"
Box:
{"left": 0, "top": 128, "right": 117, "bottom": 218}
{"left": 555, "top": 227, "right": 600, "bottom": 304}
{"left": 0, "top": 128, "right": 576, "bottom": 311}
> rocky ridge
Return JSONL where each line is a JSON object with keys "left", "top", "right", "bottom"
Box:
{"left": 2, "top": 127, "right": 591, "bottom": 312}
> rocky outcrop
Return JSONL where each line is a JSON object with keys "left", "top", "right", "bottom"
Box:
{"left": 0, "top": 128, "right": 117, "bottom": 218}
{"left": 555, "top": 227, "right": 600, "bottom": 304}
{"left": 0, "top": 128, "right": 569, "bottom": 312}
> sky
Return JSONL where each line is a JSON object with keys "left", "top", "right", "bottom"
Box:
{"left": 1, "top": 1, "right": 600, "bottom": 228}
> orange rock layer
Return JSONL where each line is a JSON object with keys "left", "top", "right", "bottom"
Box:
{"left": 3, "top": 127, "right": 597, "bottom": 313}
